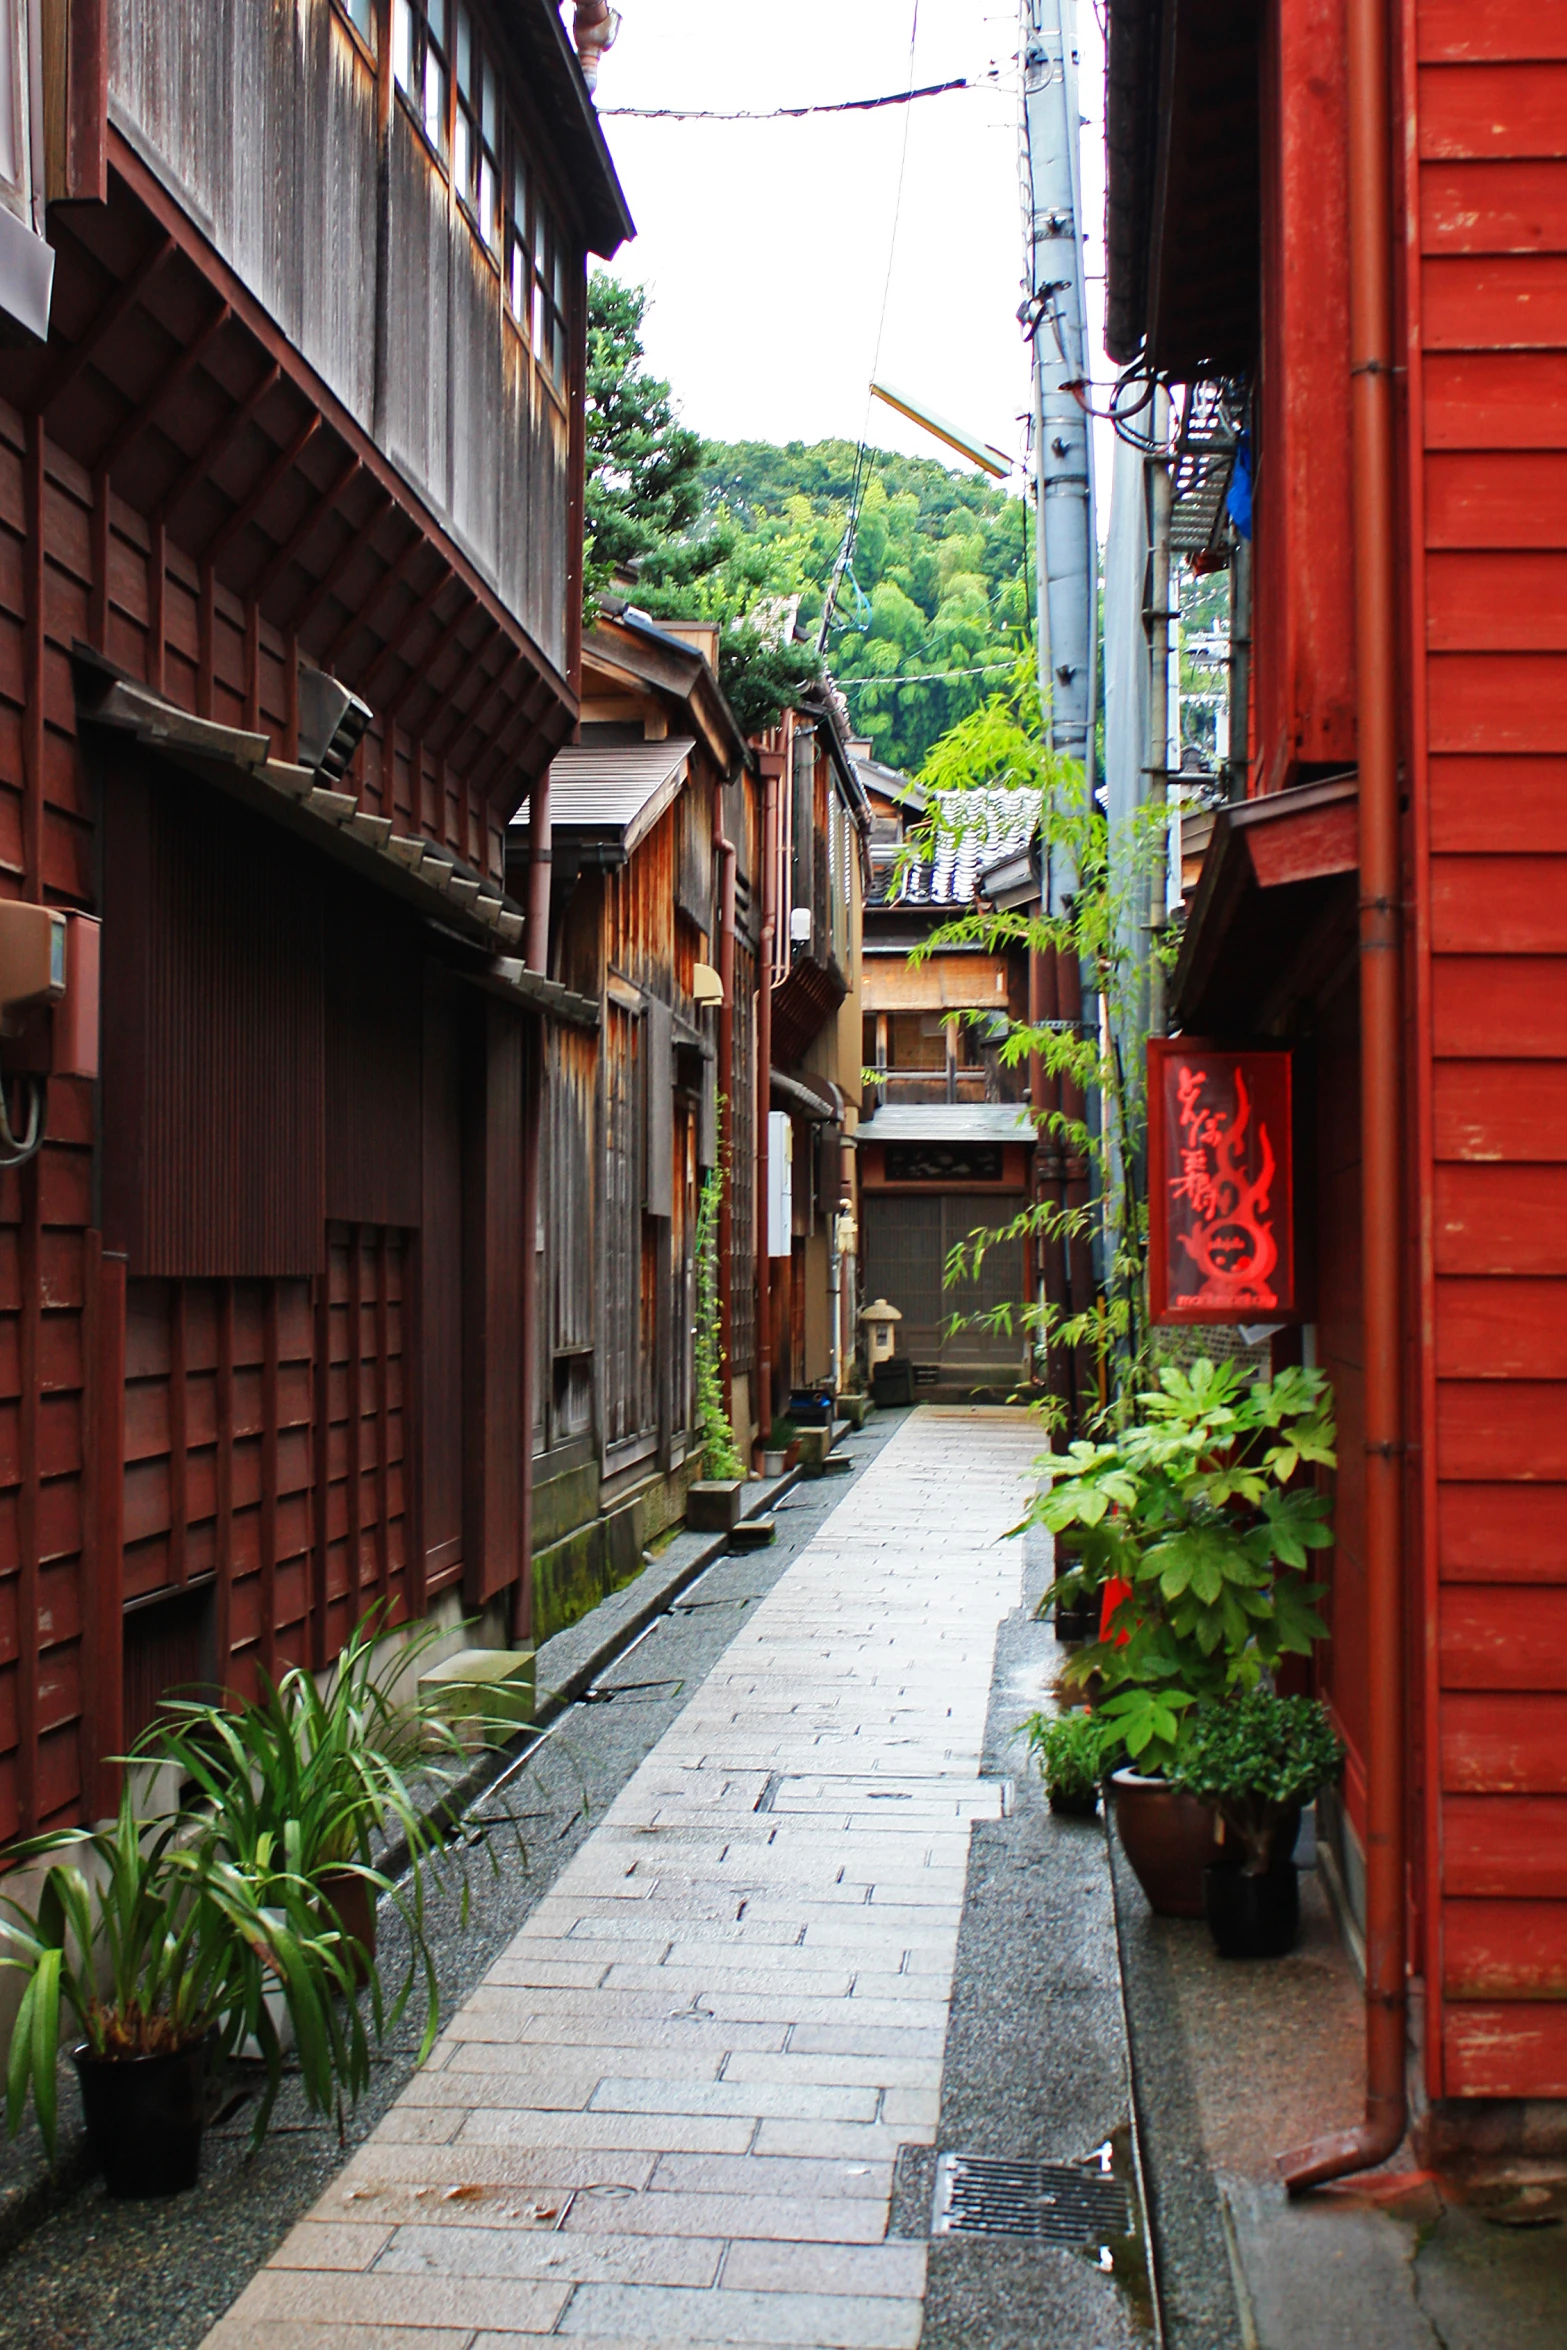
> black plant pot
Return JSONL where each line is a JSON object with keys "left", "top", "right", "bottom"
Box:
{"left": 1053, "top": 1603, "right": 1099, "bottom": 1644}
{"left": 1048, "top": 1786, "right": 1101, "bottom": 1819}
{"left": 1203, "top": 1860, "right": 1301, "bottom": 1960}
{"left": 74, "top": 2039, "right": 209, "bottom": 2197}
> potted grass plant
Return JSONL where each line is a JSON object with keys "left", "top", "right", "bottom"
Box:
{"left": 1024, "top": 1360, "right": 1336, "bottom": 1915}
{"left": 153, "top": 1609, "right": 502, "bottom": 2058}
{"left": 1171, "top": 1689, "right": 1345, "bottom": 1958}
{"left": 1021, "top": 1707, "right": 1111, "bottom": 1818}
{"left": 0, "top": 1782, "right": 357, "bottom": 2195}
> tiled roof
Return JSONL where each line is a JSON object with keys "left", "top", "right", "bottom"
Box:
{"left": 875, "top": 786, "right": 1042, "bottom": 908}
{"left": 856, "top": 1103, "right": 1036, "bottom": 1144}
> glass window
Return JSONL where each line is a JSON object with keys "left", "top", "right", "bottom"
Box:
{"left": 503, "top": 126, "right": 572, "bottom": 394}
{"left": 338, "top": 0, "right": 375, "bottom": 45}
{"left": 505, "top": 151, "right": 529, "bottom": 326}
{"left": 394, "top": 0, "right": 448, "bottom": 157}
{"left": 454, "top": 4, "right": 500, "bottom": 252}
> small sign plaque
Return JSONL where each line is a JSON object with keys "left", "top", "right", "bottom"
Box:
{"left": 1147, "top": 1041, "right": 1296, "bottom": 1324}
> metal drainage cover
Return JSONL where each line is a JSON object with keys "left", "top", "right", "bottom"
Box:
{"left": 932, "top": 2152, "right": 1130, "bottom": 2245}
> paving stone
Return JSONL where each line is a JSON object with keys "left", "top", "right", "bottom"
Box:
{"left": 199, "top": 1413, "right": 1041, "bottom": 2350}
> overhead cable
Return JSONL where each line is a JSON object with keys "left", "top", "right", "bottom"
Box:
{"left": 601, "top": 75, "right": 984, "bottom": 121}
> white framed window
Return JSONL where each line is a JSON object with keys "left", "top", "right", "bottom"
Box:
{"left": 393, "top": 0, "right": 449, "bottom": 158}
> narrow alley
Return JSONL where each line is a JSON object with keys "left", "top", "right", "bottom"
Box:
{"left": 199, "top": 1411, "right": 1048, "bottom": 2348}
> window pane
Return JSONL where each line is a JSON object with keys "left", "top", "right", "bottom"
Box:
{"left": 345, "top": 0, "right": 375, "bottom": 39}
{"left": 553, "top": 312, "right": 567, "bottom": 386}
{"left": 454, "top": 111, "right": 471, "bottom": 198}
{"left": 455, "top": 4, "right": 471, "bottom": 96}
{"left": 392, "top": 0, "right": 413, "bottom": 89}
{"left": 428, "top": 0, "right": 447, "bottom": 47}
{"left": 424, "top": 53, "right": 445, "bottom": 146}
{"left": 479, "top": 155, "right": 499, "bottom": 250}
{"left": 509, "top": 240, "right": 526, "bottom": 320}
{"left": 481, "top": 61, "right": 499, "bottom": 149}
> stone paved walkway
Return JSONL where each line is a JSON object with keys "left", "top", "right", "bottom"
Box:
{"left": 201, "top": 1408, "right": 1040, "bottom": 2350}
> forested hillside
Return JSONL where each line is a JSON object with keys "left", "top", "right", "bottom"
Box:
{"left": 682, "top": 439, "right": 1031, "bottom": 771}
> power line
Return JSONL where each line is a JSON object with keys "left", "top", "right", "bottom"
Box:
{"left": 600, "top": 76, "right": 981, "bottom": 121}
{"left": 840, "top": 662, "right": 1015, "bottom": 688}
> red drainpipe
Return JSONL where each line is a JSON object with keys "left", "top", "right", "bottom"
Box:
{"left": 754, "top": 746, "right": 782, "bottom": 1461}
{"left": 1278, "top": 0, "right": 1405, "bottom": 2195}
{"left": 713, "top": 774, "right": 738, "bottom": 1391}
{"left": 515, "top": 765, "right": 551, "bottom": 1647}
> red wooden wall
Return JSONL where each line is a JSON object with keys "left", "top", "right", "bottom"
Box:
{"left": 1406, "top": 0, "right": 1567, "bottom": 2097}
{"left": 1253, "top": 0, "right": 1359, "bottom": 795}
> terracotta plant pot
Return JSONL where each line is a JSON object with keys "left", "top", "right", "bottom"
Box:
{"left": 1048, "top": 1786, "right": 1101, "bottom": 1819}
{"left": 1111, "top": 1769, "right": 1223, "bottom": 1917}
{"left": 320, "top": 1866, "right": 378, "bottom": 1979}
{"left": 1204, "top": 1860, "right": 1301, "bottom": 1959}
{"left": 74, "top": 2039, "right": 208, "bottom": 2198}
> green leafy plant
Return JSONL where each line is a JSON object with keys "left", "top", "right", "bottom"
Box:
{"left": 694, "top": 1132, "right": 744, "bottom": 1482}
{"left": 151, "top": 1609, "right": 516, "bottom": 2079}
{"left": 898, "top": 654, "right": 1176, "bottom": 1429}
{"left": 1171, "top": 1690, "right": 1345, "bottom": 1875}
{"left": 1023, "top": 1360, "right": 1336, "bottom": 1772}
{"left": 1, "top": 1781, "right": 357, "bottom": 2161}
{"left": 1021, "top": 1707, "right": 1112, "bottom": 1802}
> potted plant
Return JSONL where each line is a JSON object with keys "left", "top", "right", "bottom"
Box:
{"left": 1025, "top": 1360, "right": 1336, "bottom": 1915}
{"left": 1171, "top": 1689, "right": 1345, "bottom": 1958}
{"left": 1, "top": 1782, "right": 356, "bottom": 2194}
{"left": 154, "top": 1609, "right": 497, "bottom": 2053}
{"left": 763, "top": 1417, "right": 801, "bottom": 1477}
{"left": 1022, "top": 1707, "right": 1110, "bottom": 1817}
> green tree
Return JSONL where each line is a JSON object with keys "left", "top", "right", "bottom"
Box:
{"left": 584, "top": 274, "right": 704, "bottom": 596}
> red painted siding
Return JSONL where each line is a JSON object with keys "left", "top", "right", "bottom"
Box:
{"left": 1411, "top": 0, "right": 1567, "bottom": 2095}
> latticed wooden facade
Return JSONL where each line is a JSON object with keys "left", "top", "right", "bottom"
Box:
{"left": 0, "top": 0, "right": 629, "bottom": 1848}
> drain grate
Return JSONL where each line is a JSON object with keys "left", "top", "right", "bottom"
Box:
{"left": 932, "top": 2152, "right": 1130, "bottom": 2245}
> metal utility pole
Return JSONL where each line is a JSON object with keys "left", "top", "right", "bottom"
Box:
{"left": 1021, "top": 0, "right": 1096, "bottom": 789}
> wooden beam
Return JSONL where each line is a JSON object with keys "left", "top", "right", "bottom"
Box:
{"left": 96, "top": 300, "right": 232, "bottom": 478}
{"left": 157, "top": 359, "right": 281, "bottom": 526}
{"left": 203, "top": 411, "right": 322, "bottom": 567}
{"left": 284, "top": 490, "right": 391, "bottom": 642}
{"left": 250, "top": 450, "right": 360, "bottom": 604}
{"left": 362, "top": 572, "right": 462, "bottom": 708}
{"left": 316, "top": 512, "right": 417, "bottom": 665}
{"left": 382, "top": 596, "right": 483, "bottom": 727}
{"left": 34, "top": 228, "right": 171, "bottom": 415}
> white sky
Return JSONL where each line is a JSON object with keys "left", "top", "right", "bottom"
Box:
{"left": 590, "top": 0, "right": 1110, "bottom": 501}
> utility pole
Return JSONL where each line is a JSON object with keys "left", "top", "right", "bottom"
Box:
{"left": 1021, "top": 0, "right": 1096, "bottom": 791}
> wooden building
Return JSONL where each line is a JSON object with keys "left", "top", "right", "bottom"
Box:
{"left": 0, "top": 0, "right": 629, "bottom": 1857}
{"left": 754, "top": 694, "right": 869, "bottom": 1426}
{"left": 1106, "top": 0, "right": 1567, "bottom": 2162}
{"left": 857, "top": 770, "right": 1039, "bottom": 1395}
{"left": 509, "top": 603, "right": 752, "bottom": 1632}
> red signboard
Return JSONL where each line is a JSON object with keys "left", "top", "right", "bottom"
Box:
{"left": 1147, "top": 1041, "right": 1296, "bottom": 1324}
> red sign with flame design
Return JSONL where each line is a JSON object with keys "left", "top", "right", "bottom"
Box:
{"left": 1147, "top": 1042, "right": 1296, "bottom": 1324}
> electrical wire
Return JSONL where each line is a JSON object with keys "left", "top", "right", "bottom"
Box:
{"left": 840, "top": 660, "right": 1016, "bottom": 688}
{"left": 817, "top": 1, "right": 923, "bottom": 656}
{"left": 601, "top": 76, "right": 984, "bottom": 120}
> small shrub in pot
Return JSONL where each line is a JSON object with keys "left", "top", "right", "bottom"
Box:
{"left": 1021, "top": 1707, "right": 1111, "bottom": 1817}
{"left": 1171, "top": 1689, "right": 1345, "bottom": 1958}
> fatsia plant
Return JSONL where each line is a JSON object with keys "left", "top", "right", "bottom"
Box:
{"left": 1, "top": 1780, "right": 360, "bottom": 2161}
{"left": 1025, "top": 1359, "right": 1337, "bottom": 1770}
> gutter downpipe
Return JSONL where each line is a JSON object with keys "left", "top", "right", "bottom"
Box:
{"left": 515, "top": 766, "right": 552, "bottom": 1646}
{"left": 754, "top": 747, "right": 781, "bottom": 1464}
{"left": 713, "top": 775, "right": 738, "bottom": 1414}
{"left": 1278, "top": 0, "right": 1405, "bottom": 2196}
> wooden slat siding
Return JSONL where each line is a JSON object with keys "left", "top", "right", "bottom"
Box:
{"left": 1445, "top": 1901, "right": 1567, "bottom": 1998}
{"left": 1436, "top": 1278, "right": 1567, "bottom": 1375}
{"left": 1443, "top": 1692, "right": 1567, "bottom": 1790}
{"left": 1446, "top": 1797, "right": 1567, "bottom": 1897}
{"left": 546, "top": 1023, "right": 597, "bottom": 1450}
{"left": 317, "top": 1226, "right": 409, "bottom": 1655}
{"left": 1446, "top": 2006, "right": 1567, "bottom": 2098}
{"left": 1432, "top": 958, "right": 1567, "bottom": 1052}
{"left": 600, "top": 999, "right": 643, "bottom": 1453}
{"left": 419, "top": 965, "right": 463, "bottom": 1597}
{"left": 1439, "top": 1483, "right": 1567, "bottom": 1578}
{"left": 728, "top": 937, "right": 756, "bottom": 1418}
{"left": 1427, "top": 554, "right": 1567, "bottom": 647}
{"left": 462, "top": 1007, "right": 524, "bottom": 1607}
{"left": 1433, "top": 1063, "right": 1567, "bottom": 1158}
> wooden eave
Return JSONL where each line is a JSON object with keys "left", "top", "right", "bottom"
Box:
{"left": 583, "top": 617, "right": 748, "bottom": 779}
{"left": 1172, "top": 777, "right": 1359, "bottom": 1034}
{"left": 74, "top": 651, "right": 597, "bottom": 1031}
{"left": 13, "top": 149, "right": 575, "bottom": 814}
